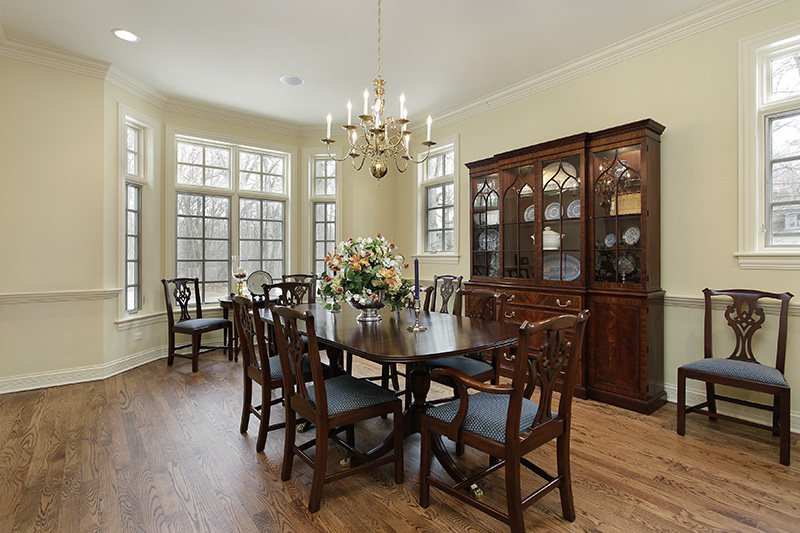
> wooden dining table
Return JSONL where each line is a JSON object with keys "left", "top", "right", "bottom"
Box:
{"left": 260, "top": 302, "right": 520, "bottom": 476}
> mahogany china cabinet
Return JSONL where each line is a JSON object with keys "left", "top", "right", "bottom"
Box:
{"left": 467, "top": 119, "right": 666, "bottom": 414}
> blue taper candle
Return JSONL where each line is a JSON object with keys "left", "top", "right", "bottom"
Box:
{"left": 414, "top": 258, "right": 419, "bottom": 299}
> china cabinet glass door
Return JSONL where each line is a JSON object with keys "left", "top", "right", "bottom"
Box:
{"left": 592, "top": 145, "right": 643, "bottom": 285}
{"left": 539, "top": 155, "right": 582, "bottom": 282}
{"left": 472, "top": 173, "right": 500, "bottom": 277}
{"left": 502, "top": 165, "right": 535, "bottom": 279}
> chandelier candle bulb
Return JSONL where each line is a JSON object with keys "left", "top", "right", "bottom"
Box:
{"left": 347, "top": 100, "right": 352, "bottom": 125}
{"left": 426, "top": 115, "right": 432, "bottom": 141}
{"left": 326, "top": 112, "right": 332, "bottom": 139}
{"left": 363, "top": 89, "right": 369, "bottom": 115}
{"left": 400, "top": 92, "right": 405, "bottom": 117}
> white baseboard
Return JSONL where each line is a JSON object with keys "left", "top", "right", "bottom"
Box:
{"left": 663, "top": 383, "right": 799, "bottom": 434}
{"left": 0, "top": 346, "right": 167, "bottom": 395}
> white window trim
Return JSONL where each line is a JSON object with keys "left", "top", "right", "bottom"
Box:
{"left": 119, "top": 105, "right": 161, "bottom": 318}
{"left": 166, "top": 126, "right": 296, "bottom": 300}
{"left": 416, "top": 134, "right": 459, "bottom": 263}
{"left": 305, "top": 148, "right": 342, "bottom": 275}
{"left": 737, "top": 20, "right": 800, "bottom": 270}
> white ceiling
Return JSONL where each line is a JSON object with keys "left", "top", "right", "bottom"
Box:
{"left": 0, "top": 0, "right": 723, "bottom": 128}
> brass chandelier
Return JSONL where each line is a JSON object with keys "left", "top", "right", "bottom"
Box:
{"left": 322, "top": 0, "right": 436, "bottom": 184}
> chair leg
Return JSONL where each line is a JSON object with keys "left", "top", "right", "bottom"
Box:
{"left": 256, "top": 383, "right": 270, "bottom": 453}
{"left": 676, "top": 368, "right": 686, "bottom": 436}
{"left": 393, "top": 406, "right": 404, "bottom": 484}
{"left": 390, "top": 364, "right": 400, "bottom": 391}
{"left": 167, "top": 332, "right": 175, "bottom": 366}
{"left": 419, "top": 426, "right": 431, "bottom": 508}
{"left": 345, "top": 424, "right": 355, "bottom": 447}
{"left": 191, "top": 333, "right": 200, "bottom": 372}
{"left": 308, "top": 423, "right": 328, "bottom": 513}
{"left": 780, "top": 390, "right": 790, "bottom": 466}
{"left": 505, "top": 453, "right": 524, "bottom": 533}
{"left": 226, "top": 323, "right": 232, "bottom": 361}
{"left": 706, "top": 382, "right": 717, "bottom": 421}
{"left": 772, "top": 394, "right": 781, "bottom": 436}
{"left": 556, "top": 434, "right": 576, "bottom": 522}
{"left": 240, "top": 374, "right": 252, "bottom": 433}
{"left": 281, "top": 407, "right": 296, "bottom": 482}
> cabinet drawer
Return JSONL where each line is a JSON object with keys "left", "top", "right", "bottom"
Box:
{"left": 508, "top": 291, "right": 583, "bottom": 312}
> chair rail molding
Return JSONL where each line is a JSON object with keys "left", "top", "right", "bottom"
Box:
{"left": 0, "top": 288, "right": 122, "bottom": 305}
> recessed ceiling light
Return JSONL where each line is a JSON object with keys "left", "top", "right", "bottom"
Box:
{"left": 280, "top": 75, "right": 304, "bottom": 86}
{"left": 112, "top": 28, "right": 140, "bottom": 43}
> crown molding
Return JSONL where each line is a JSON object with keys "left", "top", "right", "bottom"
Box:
{"left": 0, "top": 36, "right": 109, "bottom": 78}
{"left": 435, "top": 0, "right": 786, "bottom": 129}
{"left": 162, "top": 97, "right": 303, "bottom": 137}
{"left": 105, "top": 66, "right": 168, "bottom": 109}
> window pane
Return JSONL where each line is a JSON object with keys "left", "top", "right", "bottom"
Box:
{"left": 444, "top": 230, "right": 455, "bottom": 252}
{"left": 177, "top": 239, "right": 202, "bottom": 260}
{"left": 444, "top": 182, "right": 455, "bottom": 205}
{"left": 771, "top": 113, "right": 800, "bottom": 159}
{"left": 239, "top": 198, "right": 261, "bottom": 219}
{"left": 428, "top": 231, "right": 443, "bottom": 252}
{"left": 315, "top": 179, "right": 325, "bottom": 196}
{"left": 444, "top": 152, "right": 455, "bottom": 175}
{"left": 177, "top": 193, "right": 202, "bottom": 215}
{"left": 326, "top": 178, "right": 336, "bottom": 195}
{"left": 240, "top": 152, "right": 261, "bottom": 172}
{"left": 177, "top": 217, "right": 202, "bottom": 238}
{"left": 205, "top": 261, "right": 228, "bottom": 282}
{"left": 428, "top": 209, "right": 443, "bottom": 230}
{"left": 264, "top": 174, "right": 283, "bottom": 193}
{"left": 771, "top": 161, "right": 800, "bottom": 202}
{"left": 127, "top": 152, "right": 138, "bottom": 176}
{"left": 263, "top": 221, "right": 283, "bottom": 239}
{"left": 177, "top": 142, "right": 203, "bottom": 164}
{"left": 771, "top": 204, "right": 800, "bottom": 245}
{"left": 205, "top": 167, "right": 229, "bottom": 188}
{"left": 427, "top": 185, "right": 443, "bottom": 208}
{"left": 205, "top": 219, "right": 229, "bottom": 239}
{"left": 205, "top": 240, "right": 228, "bottom": 260}
{"left": 444, "top": 206, "right": 455, "bottom": 228}
{"left": 771, "top": 53, "right": 800, "bottom": 101}
{"left": 239, "top": 240, "right": 260, "bottom": 261}
{"left": 240, "top": 172, "right": 261, "bottom": 191}
{"left": 240, "top": 220, "right": 260, "bottom": 239}
{"left": 127, "top": 126, "right": 138, "bottom": 151}
{"left": 205, "top": 196, "right": 230, "bottom": 217}
{"left": 205, "top": 146, "right": 230, "bottom": 168}
{"left": 264, "top": 200, "right": 283, "bottom": 220}
{"left": 263, "top": 241, "right": 283, "bottom": 258}
{"left": 177, "top": 164, "right": 203, "bottom": 185}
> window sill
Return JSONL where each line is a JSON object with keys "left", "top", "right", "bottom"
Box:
{"left": 416, "top": 254, "right": 460, "bottom": 265}
{"left": 734, "top": 251, "right": 800, "bottom": 270}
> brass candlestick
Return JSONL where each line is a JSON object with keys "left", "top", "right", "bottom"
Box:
{"left": 233, "top": 273, "right": 246, "bottom": 296}
{"left": 407, "top": 298, "right": 427, "bottom": 332}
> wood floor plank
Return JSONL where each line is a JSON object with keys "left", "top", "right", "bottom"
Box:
{"left": 1, "top": 351, "right": 799, "bottom": 532}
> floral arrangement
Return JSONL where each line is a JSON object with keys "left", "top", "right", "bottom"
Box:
{"left": 317, "top": 234, "right": 413, "bottom": 312}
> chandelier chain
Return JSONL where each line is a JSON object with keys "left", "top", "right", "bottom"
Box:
{"left": 377, "top": 0, "right": 382, "bottom": 78}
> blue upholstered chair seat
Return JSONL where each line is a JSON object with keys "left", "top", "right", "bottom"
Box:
{"left": 427, "top": 392, "right": 551, "bottom": 444}
{"left": 173, "top": 317, "right": 230, "bottom": 333}
{"left": 682, "top": 358, "right": 787, "bottom": 387}
{"left": 307, "top": 375, "right": 399, "bottom": 416}
{"left": 426, "top": 356, "right": 492, "bottom": 378}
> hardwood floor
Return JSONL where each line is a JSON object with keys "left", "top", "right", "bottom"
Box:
{"left": 1, "top": 351, "right": 798, "bottom": 532}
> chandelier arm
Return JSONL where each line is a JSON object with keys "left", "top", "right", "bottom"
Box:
{"left": 351, "top": 153, "right": 367, "bottom": 172}
{"left": 405, "top": 141, "right": 437, "bottom": 165}
{"left": 393, "top": 156, "right": 409, "bottom": 173}
{"left": 322, "top": 140, "right": 353, "bottom": 162}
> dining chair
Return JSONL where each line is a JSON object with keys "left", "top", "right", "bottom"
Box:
{"left": 425, "top": 287, "right": 509, "bottom": 398}
{"left": 420, "top": 311, "right": 589, "bottom": 533}
{"left": 271, "top": 304, "right": 404, "bottom": 512}
{"left": 231, "top": 295, "right": 289, "bottom": 452}
{"left": 424, "top": 275, "right": 463, "bottom": 314}
{"left": 677, "top": 288, "right": 793, "bottom": 465}
{"left": 161, "top": 277, "right": 232, "bottom": 372}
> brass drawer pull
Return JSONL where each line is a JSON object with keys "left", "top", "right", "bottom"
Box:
{"left": 504, "top": 311, "right": 516, "bottom": 319}
{"left": 556, "top": 298, "right": 572, "bottom": 308}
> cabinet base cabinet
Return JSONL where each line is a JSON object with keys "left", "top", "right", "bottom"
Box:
{"left": 587, "top": 291, "right": 666, "bottom": 414}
